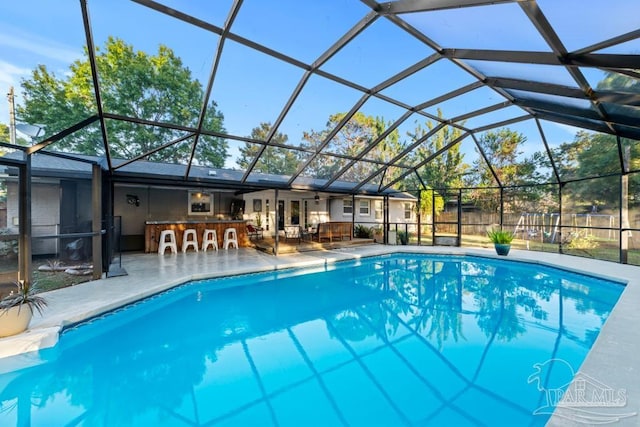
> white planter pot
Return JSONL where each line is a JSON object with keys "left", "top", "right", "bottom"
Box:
{"left": 0, "top": 305, "right": 33, "bottom": 337}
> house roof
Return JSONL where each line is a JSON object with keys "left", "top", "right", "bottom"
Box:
{"left": 1, "top": 150, "right": 416, "bottom": 198}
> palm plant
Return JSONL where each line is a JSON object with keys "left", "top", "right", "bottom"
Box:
{"left": 487, "top": 228, "right": 515, "bottom": 244}
{"left": 0, "top": 280, "right": 47, "bottom": 316}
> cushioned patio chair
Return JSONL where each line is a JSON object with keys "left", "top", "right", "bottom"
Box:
{"left": 247, "top": 224, "right": 264, "bottom": 240}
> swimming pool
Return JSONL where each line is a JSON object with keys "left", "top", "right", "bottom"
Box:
{"left": 0, "top": 254, "right": 624, "bottom": 426}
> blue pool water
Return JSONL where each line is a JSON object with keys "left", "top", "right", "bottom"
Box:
{"left": 0, "top": 254, "right": 624, "bottom": 426}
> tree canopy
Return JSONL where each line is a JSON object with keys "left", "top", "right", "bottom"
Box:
{"left": 300, "top": 112, "right": 403, "bottom": 183}
{"left": 404, "top": 112, "right": 467, "bottom": 202}
{"left": 17, "top": 37, "right": 228, "bottom": 166}
{"left": 236, "top": 122, "right": 299, "bottom": 175}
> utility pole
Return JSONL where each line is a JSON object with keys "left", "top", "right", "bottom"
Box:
{"left": 7, "top": 86, "right": 16, "bottom": 144}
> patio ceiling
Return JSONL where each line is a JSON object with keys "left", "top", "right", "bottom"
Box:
{"left": 6, "top": 0, "right": 640, "bottom": 194}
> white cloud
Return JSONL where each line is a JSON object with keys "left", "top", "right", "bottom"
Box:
{"left": 0, "top": 29, "right": 81, "bottom": 65}
{"left": 0, "top": 26, "right": 81, "bottom": 125}
{"left": 0, "top": 61, "right": 31, "bottom": 85}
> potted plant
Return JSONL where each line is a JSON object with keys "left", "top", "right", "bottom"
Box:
{"left": 0, "top": 280, "right": 47, "bottom": 337}
{"left": 487, "top": 228, "right": 515, "bottom": 256}
{"left": 397, "top": 230, "right": 409, "bottom": 245}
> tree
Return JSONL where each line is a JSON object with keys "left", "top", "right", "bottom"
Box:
{"left": 467, "top": 128, "right": 544, "bottom": 212}
{"left": 17, "top": 37, "right": 228, "bottom": 166}
{"left": 418, "top": 188, "right": 445, "bottom": 218}
{"left": 0, "top": 123, "right": 9, "bottom": 143}
{"left": 597, "top": 71, "right": 640, "bottom": 92}
{"left": 0, "top": 123, "right": 30, "bottom": 155}
{"left": 404, "top": 112, "right": 467, "bottom": 198}
{"left": 300, "top": 112, "right": 403, "bottom": 183}
{"left": 236, "top": 122, "right": 299, "bottom": 175}
{"left": 551, "top": 130, "right": 639, "bottom": 209}
{"left": 471, "top": 128, "right": 524, "bottom": 187}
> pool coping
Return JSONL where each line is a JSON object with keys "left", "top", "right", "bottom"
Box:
{"left": 0, "top": 245, "right": 638, "bottom": 425}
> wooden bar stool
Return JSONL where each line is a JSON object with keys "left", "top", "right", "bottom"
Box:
{"left": 223, "top": 227, "right": 238, "bottom": 250}
{"left": 182, "top": 229, "right": 199, "bottom": 253}
{"left": 202, "top": 229, "right": 218, "bottom": 251}
{"left": 158, "top": 230, "right": 178, "bottom": 254}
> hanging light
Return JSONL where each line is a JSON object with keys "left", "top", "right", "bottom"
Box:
{"left": 314, "top": 193, "right": 320, "bottom": 204}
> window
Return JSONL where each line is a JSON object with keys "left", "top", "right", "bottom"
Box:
{"left": 291, "top": 200, "right": 300, "bottom": 225}
{"left": 375, "top": 200, "right": 383, "bottom": 220}
{"left": 188, "top": 191, "right": 213, "bottom": 215}
{"left": 343, "top": 199, "right": 353, "bottom": 215}
{"left": 404, "top": 202, "right": 412, "bottom": 220}
{"left": 359, "top": 200, "right": 370, "bottom": 216}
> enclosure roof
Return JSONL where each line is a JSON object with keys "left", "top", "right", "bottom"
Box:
{"left": 4, "top": 0, "right": 640, "bottom": 194}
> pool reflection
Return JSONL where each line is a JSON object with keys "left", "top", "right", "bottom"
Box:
{"left": 0, "top": 255, "right": 623, "bottom": 426}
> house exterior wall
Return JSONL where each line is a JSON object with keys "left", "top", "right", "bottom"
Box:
{"left": 389, "top": 200, "right": 416, "bottom": 223}
{"left": 19, "top": 178, "right": 417, "bottom": 254}
{"left": 114, "top": 185, "right": 240, "bottom": 250}
{"left": 329, "top": 196, "right": 416, "bottom": 228}
{"left": 8, "top": 181, "right": 60, "bottom": 255}
{"left": 241, "top": 190, "right": 330, "bottom": 236}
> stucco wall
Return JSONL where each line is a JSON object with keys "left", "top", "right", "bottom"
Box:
{"left": 7, "top": 182, "right": 60, "bottom": 255}
{"left": 328, "top": 197, "right": 415, "bottom": 227}
{"left": 241, "top": 190, "right": 330, "bottom": 236}
{"left": 114, "top": 185, "right": 238, "bottom": 244}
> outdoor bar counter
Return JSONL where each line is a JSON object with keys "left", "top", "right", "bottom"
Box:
{"left": 144, "top": 220, "right": 249, "bottom": 253}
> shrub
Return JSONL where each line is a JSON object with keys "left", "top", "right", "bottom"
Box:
{"left": 566, "top": 234, "right": 599, "bottom": 250}
{"left": 354, "top": 224, "right": 373, "bottom": 238}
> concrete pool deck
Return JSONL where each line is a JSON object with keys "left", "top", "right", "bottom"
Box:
{"left": 0, "top": 245, "right": 638, "bottom": 425}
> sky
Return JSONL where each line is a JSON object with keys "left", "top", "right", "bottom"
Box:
{"left": 0, "top": 0, "right": 637, "bottom": 169}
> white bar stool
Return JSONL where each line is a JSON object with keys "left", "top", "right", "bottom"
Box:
{"left": 202, "top": 229, "right": 218, "bottom": 251}
{"left": 158, "top": 230, "right": 178, "bottom": 254}
{"left": 223, "top": 227, "right": 238, "bottom": 250}
{"left": 182, "top": 228, "right": 199, "bottom": 253}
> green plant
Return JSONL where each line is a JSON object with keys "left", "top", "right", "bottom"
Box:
{"left": 566, "top": 234, "right": 599, "bottom": 250}
{"left": 0, "top": 228, "right": 18, "bottom": 257}
{"left": 354, "top": 224, "right": 373, "bottom": 238}
{"left": 487, "top": 228, "right": 514, "bottom": 244}
{"left": 397, "top": 230, "right": 409, "bottom": 245}
{"left": 0, "top": 280, "right": 47, "bottom": 316}
{"left": 254, "top": 213, "right": 262, "bottom": 227}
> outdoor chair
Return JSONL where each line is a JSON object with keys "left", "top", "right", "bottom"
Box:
{"left": 284, "top": 225, "right": 301, "bottom": 243}
{"left": 247, "top": 224, "right": 263, "bottom": 240}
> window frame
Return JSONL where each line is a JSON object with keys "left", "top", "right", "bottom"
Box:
{"left": 374, "top": 200, "right": 383, "bottom": 220}
{"left": 359, "top": 199, "right": 370, "bottom": 216}
{"left": 343, "top": 199, "right": 353, "bottom": 215}
{"left": 404, "top": 202, "right": 412, "bottom": 220}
